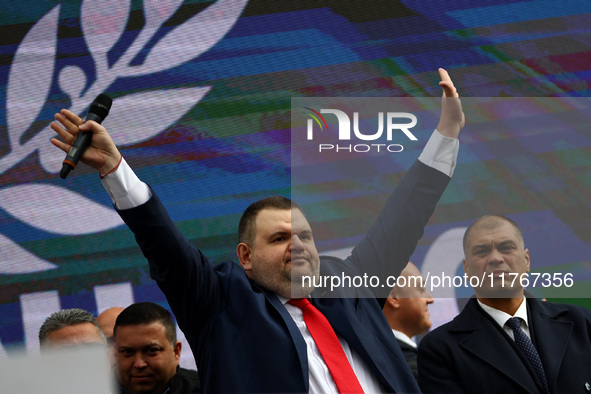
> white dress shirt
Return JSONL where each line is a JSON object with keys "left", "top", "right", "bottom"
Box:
{"left": 281, "top": 296, "right": 386, "bottom": 393}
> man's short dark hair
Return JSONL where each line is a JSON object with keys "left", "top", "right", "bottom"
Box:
{"left": 238, "top": 196, "right": 301, "bottom": 245}
{"left": 114, "top": 302, "right": 177, "bottom": 347}
{"left": 39, "top": 308, "right": 105, "bottom": 346}
{"left": 463, "top": 214, "right": 525, "bottom": 254}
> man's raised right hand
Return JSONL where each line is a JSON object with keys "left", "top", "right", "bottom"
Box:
{"left": 51, "top": 109, "right": 122, "bottom": 176}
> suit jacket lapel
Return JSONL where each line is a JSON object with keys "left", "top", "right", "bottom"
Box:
{"left": 453, "top": 299, "right": 542, "bottom": 393}
{"left": 260, "top": 286, "right": 310, "bottom": 391}
{"left": 527, "top": 298, "right": 573, "bottom": 392}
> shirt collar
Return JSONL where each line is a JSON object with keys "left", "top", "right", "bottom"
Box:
{"left": 477, "top": 297, "right": 529, "bottom": 329}
{"left": 391, "top": 329, "right": 417, "bottom": 348}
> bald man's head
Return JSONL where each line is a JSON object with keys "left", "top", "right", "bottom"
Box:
{"left": 97, "top": 307, "right": 125, "bottom": 342}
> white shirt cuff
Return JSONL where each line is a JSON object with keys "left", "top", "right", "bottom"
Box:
{"left": 418, "top": 129, "right": 459, "bottom": 177}
{"left": 100, "top": 157, "right": 152, "bottom": 210}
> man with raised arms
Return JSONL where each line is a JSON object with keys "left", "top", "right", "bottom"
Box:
{"left": 51, "top": 68, "right": 464, "bottom": 393}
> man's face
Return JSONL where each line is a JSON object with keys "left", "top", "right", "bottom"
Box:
{"left": 396, "top": 280, "right": 434, "bottom": 337}
{"left": 244, "top": 208, "right": 320, "bottom": 298}
{"left": 46, "top": 322, "right": 105, "bottom": 348}
{"left": 115, "top": 322, "right": 180, "bottom": 394}
{"left": 390, "top": 264, "right": 434, "bottom": 337}
{"left": 463, "top": 220, "right": 530, "bottom": 298}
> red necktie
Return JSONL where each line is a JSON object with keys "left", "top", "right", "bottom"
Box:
{"left": 288, "top": 298, "right": 364, "bottom": 393}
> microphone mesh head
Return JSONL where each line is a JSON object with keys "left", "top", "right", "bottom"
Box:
{"left": 89, "top": 93, "right": 112, "bottom": 122}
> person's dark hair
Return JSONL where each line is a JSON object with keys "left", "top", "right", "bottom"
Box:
{"left": 462, "top": 215, "right": 525, "bottom": 254}
{"left": 238, "top": 196, "right": 301, "bottom": 245}
{"left": 39, "top": 308, "right": 106, "bottom": 346}
{"left": 114, "top": 302, "right": 177, "bottom": 347}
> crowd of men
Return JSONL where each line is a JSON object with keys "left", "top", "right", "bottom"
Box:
{"left": 40, "top": 303, "right": 200, "bottom": 393}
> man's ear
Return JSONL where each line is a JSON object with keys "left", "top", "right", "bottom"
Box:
{"left": 173, "top": 341, "right": 182, "bottom": 364}
{"left": 524, "top": 248, "right": 530, "bottom": 272}
{"left": 386, "top": 297, "right": 401, "bottom": 309}
{"left": 237, "top": 243, "right": 252, "bottom": 272}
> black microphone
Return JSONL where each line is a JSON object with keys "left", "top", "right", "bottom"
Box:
{"left": 60, "top": 93, "right": 113, "bottom": 179}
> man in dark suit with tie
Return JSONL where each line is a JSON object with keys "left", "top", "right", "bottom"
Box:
{"left": 418, "top": 215, "right": 591, "bottom": 394}
{"left": 50, "top": 68, "right": 464, "bottom": 393}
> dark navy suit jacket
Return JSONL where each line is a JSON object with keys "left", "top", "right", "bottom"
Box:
{"left": 117, "top": 160, "right": 450, "bottom": 393}
{"left": 418, "top": 297, "right": 591, "bottom": 393}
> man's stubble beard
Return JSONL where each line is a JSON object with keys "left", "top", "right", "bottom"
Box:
{"left": 251, "top": 257, "right": 320, "bottom": 299}
{"left": 290, "top": 265, "right": 320, "bottom": 299}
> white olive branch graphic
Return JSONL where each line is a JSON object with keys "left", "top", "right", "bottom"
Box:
{"left": 0, "top": 0, "right": 248, "bottom": 274}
